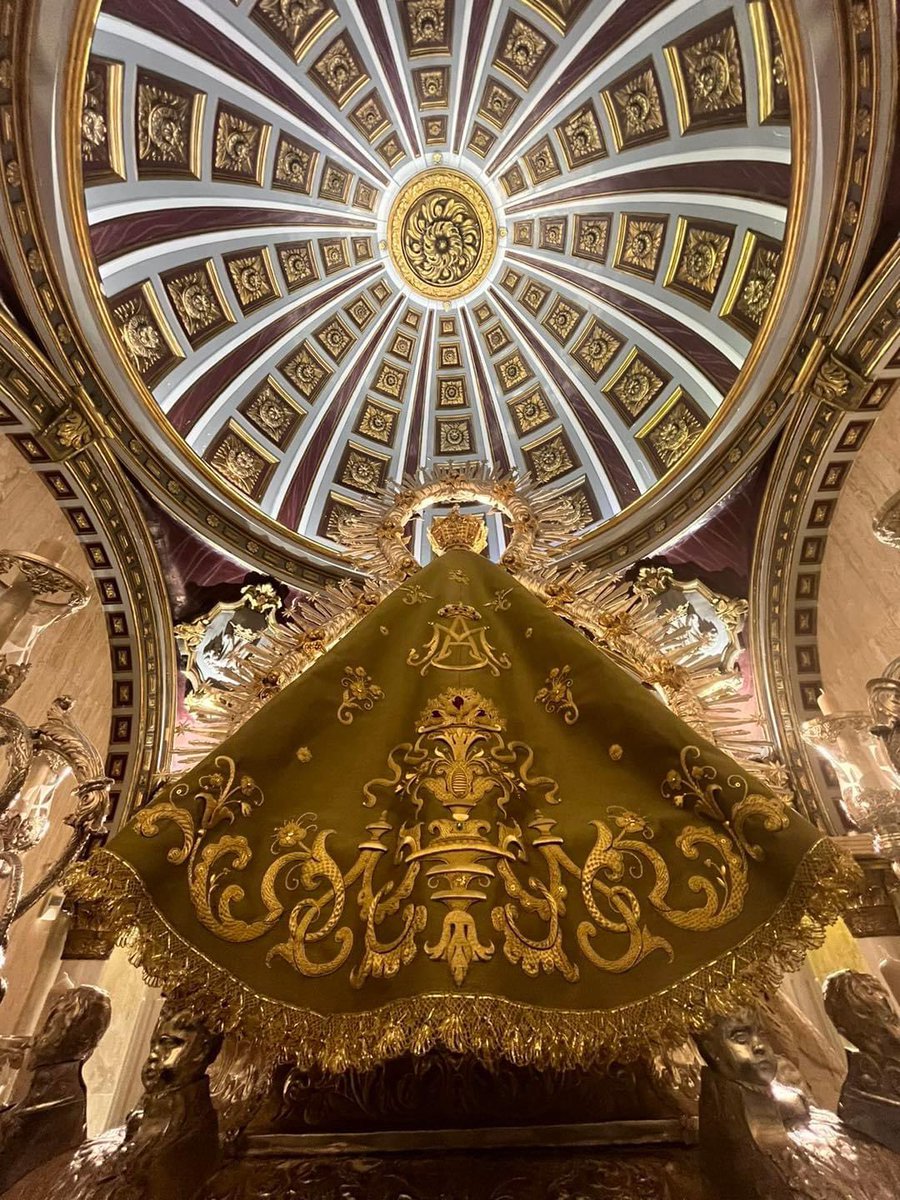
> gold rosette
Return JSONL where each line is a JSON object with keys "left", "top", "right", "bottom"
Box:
{"left": 70, "top": 550, "right": 860, "bottom": 1072}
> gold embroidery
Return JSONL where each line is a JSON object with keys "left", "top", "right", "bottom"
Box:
{"left": 129, "top": 705, "right": 792, "bottom": 996}
{"left": 486, "top": 588, "right": 512, "bottom": 611}
{"left": 132, "top": 756, "right": 278, "bottom": 944}
{"left": 337, "top": 666, "right": 384, "bottom": 724}
{"left": 535, "top": 665, "right": 579, "bottom": 725}
{"left": 609, "top": 744, "right": 623, "bottom": 761}
{"left": 449, "top": 569, "right": 469, "bottom": 584}
{"left": 71, "top": 835, "right": 860, "bottom": 1072}
{"left": 296, "top": 747, "right": 312, "bottom": 763}
{"left": 407, "top": 604, "right": 512, "bottom": 676}
{"left": 401, "top": 584, "right": 433, "bottom": 605}
{"left": 362, "top": 690, "right": 560, "bottom": 984}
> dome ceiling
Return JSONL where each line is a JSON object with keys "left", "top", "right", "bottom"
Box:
{"left": 74, "top": 0, "right": 794, "bottom": 574}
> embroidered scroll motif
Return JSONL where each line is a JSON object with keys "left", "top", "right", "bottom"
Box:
{"left": 486, "top": 588, "right": 513, "bottom": 611}
{"left": 134, "top": 709, "right": 790, "bottom": 990}
{"left": 535, "top": 665, "right": 580, "bottom": 725}
{"left": 401, "top": 584, "right": 433, "bottom": 605}
{"left": 407, "top": 604, "right": 512, "bottom": 676}
{"left": 337, "top": 666, "right": 384, "bottom": 724}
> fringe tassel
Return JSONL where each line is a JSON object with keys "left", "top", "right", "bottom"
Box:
{"left": 66, "top": 838, "right": 860, "bottom": 1075}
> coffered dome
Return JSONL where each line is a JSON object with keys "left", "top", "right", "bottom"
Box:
{"left": 60, "top": 0, "right": 810, "bottom": 578}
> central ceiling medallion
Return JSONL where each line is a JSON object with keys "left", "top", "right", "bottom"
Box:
{"left": 388, "top": 168, "right": 497, "bottom": 301}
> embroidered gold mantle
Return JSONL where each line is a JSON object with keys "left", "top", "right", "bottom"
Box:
{"left": 71, "top": 550, "right": 859, "bottom": 1072}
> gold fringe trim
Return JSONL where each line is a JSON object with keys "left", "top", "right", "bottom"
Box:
{"left": 66, "top": 839, "right": 860, "bottom": 1074}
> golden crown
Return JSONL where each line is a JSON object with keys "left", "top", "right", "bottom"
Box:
{"left": 427, "top": 506, "right": 489, "bottom": 555}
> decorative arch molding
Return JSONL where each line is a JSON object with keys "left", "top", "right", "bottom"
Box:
{"left": 0, "top": 311, "right": 176, "bottom": 828}
{"left": 0, "top": 0, "right": 893, "bottom": 586}
{"left": 750, "top": 239, "right": 900, "bottom": 841}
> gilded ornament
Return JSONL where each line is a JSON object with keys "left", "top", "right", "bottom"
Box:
{"left": 572, "top": 318, "right": 622, "bottom": 381}
{"left": 319, "top": 236, "right": 350, "bottom": 273}
{"left": 538, "top": 216, "right": 566, "bottom": 250}
{"left": 607, "top": 64, "right": 665, "bottom": 147}
{"left": 252, "top": 0, "right": 337, "bottom": 62}
{"left": 605, "top": 350, "right": 668, "bottom": 423}
{"left": 617, "top": 215, "right": 666, "bottom": 278}
{"left": 280, "top": 341, "right": 331, "bottom": 401}
{"left": 402, "top": 0, "right": 450, "bottom": 54}
{"left": 494, "top": 350, "right": 532, "bottom": 393}
{"left": 494, "top": 14, "right": 553, "bottom": 88}
{"left": 213, "top": 108, "right": 264, "bottom": 180}
{"left": 438, "top": 377, "right": 466, "bottom": 407}
{"left": 357, "top": 401, "right": 397, "bottom": 446}
{"left": 337, "top": 666, "right": 384, "bottom": 724}
{"left": 321, "top": 162, "right": 352, "bottom": 204}
{"left": 510, "top": 387, "right": 553, "bottom": 435}
{"left": 740, "top": 254, "right": 778, "bottom": 319}
{"left": 376, "top": 133, "right": 405, "bottom": 167}
{"left": 520, "top": 281, "right": 550, "bottom": 314}
{"left": 670, "top": 224, "right": 732, "bottom": 301}
{"left": 225, "top": 250, "right": 277, "bottom": 313}
{"left": 51, "top": 409, "right": 92, "bottom": 451}
{"left": 273, "top": 134, "right": 317, "bottom": 192}
{"left": 407, "top": 604, "right": 511, "bottom": 676}
{"left": 309, "top": 33, "right": 368, "bottom": 108}
{"left": 524, "top": 136, "right": 561, "bottom": 184}
{"left": 340, "top": 446, "right": 388, "bottom": 495}
{"left": 427, "top": 509, "right": 489, "bottom": 555}
{"left": 314, "top": 316, "right": 356, "bottom": 362}
{"left": 542, "top": 296, "right": 584, "bottom": 346}
{"left": 388, "top": 169, "right": 497, "bottom": 301}
{"left": 640, "top": 395, "right": 705, "bottom": 472}
{"left": 556, "top": 486, "right": 596, "bottom": 530}
{"left": 81, "top": 100, "right": 107, "bottom": 159}
{"left": 413, "top": 66, "right": 448, "bottom": 108}
{"left": 437, "top": 418, "right": 472, "bottom": 454}
{"left": 557, "top": 101, "right": 605, "bottom": 167}
{"left": 346, "top": 294, "right": 376, "bottom": 328}
{"left": 535, "top": 665, "right": 580, "bottom": 724}
{"left": 136, "top": 76, "right": 195, "bottom": 170}
{"left": 209, "top": 431, "right": 269, "bottom": 497}
{"left": 722, "top": 234, "right": 783, "bottom": 335}
{"left": 164, "top": 266, "right": 231, "bottom": 342}
{"left": 373, "top": 361, "right": 408, "bottom": 401}
{"left": 811, "top": 355, "right": 854, "bottom": 408}
{"left": 680, "top": 24, "right": 744, "bottom": 115}
{"left": 277, "top": 241, "right": 318, "bottom": 290}
{"left": 349, "top": 91, "right": 389, "bottom": 142}
{"left": 112, "top": 298, "right": 164, "bottom": 372}
{"left": 523, "top": 431, "right": 575, "bottom": 484}
{"left": 479, "top": 77, "right": 520, "bottom": 129}
{"left": 242, "top": 381, "right": 299, "bottom": 446}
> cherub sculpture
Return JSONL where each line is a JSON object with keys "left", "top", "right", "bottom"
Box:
{"left": 0, "top": 983, "right": 111, "bottom": 1192}
{"left": 42, "top": 1005, "right": 222, "bottom": 1200}
{"left": 823, "top": 968, "right": 900, "bottom": 1152}
{"left": 697, "top": 1006, "right": 900, "bottom": 1200}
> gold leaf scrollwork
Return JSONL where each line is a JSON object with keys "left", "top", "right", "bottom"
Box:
{"left": 131, "top": 721, "right": 792, "bottom": 994}
{"left": 535, "top": 665, "right": 580, "bottom": 724}
{"left": 337, "top": 665, "right": 384, "bottom": 724}
{"left": 406, "top": 604, "right": 511, "bottom": 676}
{"left": 132, "top": 756, "right": 280, "bottom": 943}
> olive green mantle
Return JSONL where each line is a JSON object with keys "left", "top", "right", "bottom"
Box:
{"left": 71, "top": 551, "right": 859, "bottom": 1071}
